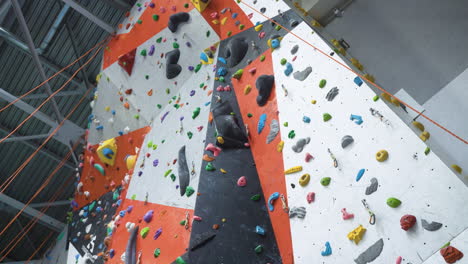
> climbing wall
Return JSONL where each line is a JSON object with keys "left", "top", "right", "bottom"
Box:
{"left": 67, "top": 0, "right": 468, "bottom": 263}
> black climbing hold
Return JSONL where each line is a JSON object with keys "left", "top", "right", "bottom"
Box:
{"left": 168, "top": 12, "right": 190, "bottom": 33}
{"left": 256, "top": 75, "right": 275, "bottom": 106}
{"left": 225, "top": 37, "right": 249, "bottom": 67}
{"left": 166, "top": 49, "right": 182, "bottom": 79}
{"left": 212, "top": 101, "right": 248, "bottom": 148}
{"left": 290, "top": 19, "right": 299, "bottom": 27}
{"left": 260, "top": 7, "right": 266, "bottom": 13}
{"left": 178, "top": 146, "right": 190, "bottom": 196}
{"left": 190, "top": 230, "right": 216, "bottom": 251}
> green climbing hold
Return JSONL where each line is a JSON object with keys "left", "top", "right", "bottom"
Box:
{"left": 251, "top": 194, "right": 261, "bottom": 201}
{"left": 140, "top": 49, "right": 147, "bottom": 56}
{"left": 140, "top": 227, "right": 150, "bottom": 238}
{"left": 180, "top": 220, "right": 187, "bottom": 226}
{"left": 170, "top": 174, "right": 176, "bottom": 182}
{"left": 194, "top": 64, "right": 202, "bottom": 73}
{"left": 239, "top": 24, "right": 245, "bottom": 30}
{"left": 205, "top": 162, "right": 215, "bottom": 171}
{"left": 254, "top": 245, "right": 263, "bottom": 254}
{"left": 175, "top": 257, "right": 187, "bottom": 264}
{"left": 113, "top": 190, "right": 119, "bottom": 200}
{"left": 152, "top": 14, "right": 159, "bottom": 21}
{"left": 173, "top": 42, "right": 179, "bottom": 49}
{"left": 161, "top": 139, "right": 165, "bottom": 144}
{"left": 373, "top": 95, "right": 379, "bottom": 101}
{"left": 184, "top": 3, "right": 189, "bottom": 8}
{"left": 424, "top": 147, "right": 431, "bottom": 155}
{"left": 206, "top": 30, "right": 211, "bottom": 37}
{"left": 283, "top": 122, "right": 288, "bottom": 127}
{"left": 199, "top": 83, "right": 205, "bottom": 88}
{"left": 145, "top": 75, "right": 149, "bottom": 79}
{"left": 157, "top": 104, "right": 162, "bottom": 109}
{"left": 323, "top": 113, "right": 332, "bottom": 122}
{"left": 280, "top": 58, "right": 287, "bottom": 65}
{"left": 319, "top": 79, "right": 327, "bottom": 88}
{"left": 441, "top": 242, "right": 451, "bottom": 249}
{"left": 137, "top": 19, "right": 143, "bottom": 24}
{"left": 174, "top": 104, "right": 180, "bottom": 109}
{"left": 320, "top": 177, "right": 331, "bottom": 186}
{"left": 260, "top": 55, "right": 266, "bottom": 62}
{"left": 192, "top": 107, "right": 201, "bottom": 119}
{"left": 288, "top": 130, "right": 295, "bottom": 139}
{"left": 232, "top": 69, "right": 244, "bottom": 80}
{"left": 275, "top": 25, "right": 281, "bottom": 31}
{"left": 187, "top": 131, "right": 193, "bottom": 139}
{"left": 185, "top": 186, "right": 195, "bottom": 197}
{"left": 227, "top": 31, "right": 232, "bottom": 37}
{"left": 156, "top": 37, "right": 162, "bottom": 43}
{"left": 134, "top": 114, "right": 140, "bottom": 120}
{"left": 386, "top": 197, "right": 401, "bottom": 208}
{"left": 154, "top": 248, "right": 161, "bottom": 258}
{"left": 152, "top": 144, "right": 158, "bottom": 150}
{"left": 166, "top": 88, "right": 170, "bottom": 94}
{"left": 247, "top": 113, "right": 253, "bottom": 118}
{"left": 219, "top": 76, "right": 225, "bottom": 82}
{"left": 148, "top": 141, "right": 153, "bottom": 148}
{"left": 131, "top": 194, "right": 136, "bottom": 200}
{"left": 164, "top": 169, "right": 172, "bottom": 177}
{"left": 89, "top": 201, "right": 96, "bottom": 212}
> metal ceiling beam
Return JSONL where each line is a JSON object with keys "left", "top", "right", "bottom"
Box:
{"left": 30, "top": 200, "right": 70, "bottom": 208}
{"left": 22, "top": 90, "right": 84, "bottom": 100}
{"left": 11, "top": 0, "right": 64, "bottom": 122}
{"left": 62, "top": 0, "right": 115, "bottom": 34}
{"left": 0, "top": 193, "right": 66, "bottom": 232}
{"left": 2, "top": 133, "right": 50, "bottom": 143}
{"left": 1, "top": 260, "right": 42, "bottom": 264}
{"left": 101, "top": 0, "right": 132, "bottom": 11}
{"left": 37, "top": 4, "right": 71, "bottom": 54}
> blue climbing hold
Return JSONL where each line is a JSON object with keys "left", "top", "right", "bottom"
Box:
{"left": 303, "top": 116, "right": 311, "bottom": 123}
{"left": 217, "top": 67, "right": 227, "bottom": 76}
{"left": 118, "top": 131, "right": 124, "bottom": 136}
{"left": 96, "top": 125, "right": 104, "bottom": 130}
{"left": 232, "top": 13, "right": 238, "bottom": 18}
{"left": 350, "top": 114, "right": 363, "bottom": 125}
{"left": 321, "top": 241, "right": 332, "bottom": 256}
{"left": 268, "top": 192, "right": 280, "bottom": 212}
{"left": 116, "top": 199, "right": 122, "bottom": 206}
{"left": 109, "top": 249, "right": 115, "bottom": 258}
{"left": 354, "top": 76, "right": 363, "bottom": 86}
{"left": 356, "top": 169, "right": 365, "bottom": 182}
{"left": 103, "top": 148, "right": 114, "bottom": 159}
{"left": 258, "top": 113, "right": 267, "bottom": 134}
{"left": 119, "top": 210, "right": 126, "bottom": 217}
{"left": 218, "top": 57, "right": 227, "bottom": 64}
{"left": 271, "top": 38, "right": 280, "bottom": 49}
{"left": 256, "top": 226, "right": 265, "bottom": 236}
{"left": 111, "top": 110, "right": 116, "bottom": 115}
{"left": 204, "top": 101, "right": 211, "bottom": 106}
{"left": 284, "top": 63, "right": 293, "bottom": 76}
{"left": 200, "top": 52, "right": 209, "bottom": 63}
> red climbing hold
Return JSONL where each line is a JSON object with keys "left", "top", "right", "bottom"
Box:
{"left": 237, "top": 176, "right": 247, "bottom": 187}
{"left": 118, "top": 48, "right": 136, "bottom": 76}
{"left": 400, "top": 215, "right": 416, "bottom": 231}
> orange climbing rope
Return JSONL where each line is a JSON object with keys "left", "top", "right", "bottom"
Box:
{"left": 0, "top": 45, "right": 104, "bottom": 193}
{"left": 0, "top": 37, "right": 107, "bottom": 113}
{"left": 25, "top": 231, "right": 54, "bottom": 263}
{"left": 240, "top": 1, "right": 468, "bottom": 144}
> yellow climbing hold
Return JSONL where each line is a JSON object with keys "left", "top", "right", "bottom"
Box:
{"left": 412, "top": 121, "right": 425, "bottom": 131}
{"left": 284, "top": 166, "right": 302, "bottom": 174}
{"left": 220, "top": 168, "right": 227, "bottom": 174}
{"left": 347, "top": 225, "right": 366, "bottom": 245}
{"left": 376, "top": 150, "right": 388, "bottom": 162}
{"left": 212, "top": 19, "right": 219, "bottom": 25}
{"left": 390, "top": 97, "right": 400, "bottom": 106}
{"left": 311, "top": 100, "right": 317, "bottom": 104}
{"left": 311, "top": 20, "right": 322, "bottom": 28}
{"left": 451, "top": 164, "right": 462, "bottom": 174}
{"left": 126, "top": 155, "right": 137, "bottom": 170}
{"left": 105, "top": 106, "right": 111, "bottom": 112}
{"left": 244, "top": 85, "right": 252, "bottom": 95}
{"left": 217, "top": 136, "right": 225, "bottom": 144}
{"left": 254, "top": 24, "right": 263, "bottom": 31}
{"left": 381, "top": 93, "right": 391, "bottom": 102}
{"left": 299, "top": 174, "right": 310, "bottom": 187}
{"left": 363, "top": 73, "right": 375, "bottom": 83}
{"left": 97, "top": 138, "right": 118, "bottom": 166}
{"left": 96, "top": 73, "right": 102, "bottom": 83}
{"left": 221, "top": 17, "right": 228, "bottom": 25}
{"left": 419, "top": 131, "right": 430, "bottom": 141}
{"left": 277, "top": 141, "right": 284, "bottom": 152}
{"left": 191, "top": 0, "right": 211, "bottom": 12}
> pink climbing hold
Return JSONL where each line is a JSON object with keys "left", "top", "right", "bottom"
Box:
{"left": 224, "top": 85, "right": 231, "bottom": 91}
{"left": 197, "top": 126, "right": 204, "bottom": 131}
{"left": 259, "top": 32, "right": 266, "bottom": 39}
{"left": 89, "top": 157, "right": 95, "bottom": 165}
{"left": 249, "top": 68, "right": 257, "bottom": 74}
{"left": 341, "top": 208, "right": 354, "bottom": 220}
{"left": 210, "top": 12, "right": 218, "bottom": 18}
{"left": 205, "top": 143, "right": 222, "bottom": 156}
{"left": 171, "top": 5, "right": 176, "bottom": 11}
{"left": 292, "top": 56, "right": 297, "bottom": 62}
{"left": 306, "top": 192, "right": 315, "bottom": 203}
{"left": 396, "top": 256, "right": 402, "bottom": 264}
{"left": 216, "top": 85, "right": 223, "bottom": 91}
{"left": 193, "top": 216, "right": 202, "bottom": 221}
{"left": 237, "top": 176, "right": 247, "bottom": 187}
{"left": 305, "top": 153, "right": 313, "bottom": 162}
{"left": 248, "top": 13, "right": 253, "bottom": 19}
{"left": 160, "top": 7, "right": 166, "bottom": 13}
{"left": 244, "top": 142, "right": 250, "bottom": 147}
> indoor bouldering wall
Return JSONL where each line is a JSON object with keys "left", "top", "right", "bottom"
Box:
{"left": 66, "top": 0, "right": 468, "bottom": 263}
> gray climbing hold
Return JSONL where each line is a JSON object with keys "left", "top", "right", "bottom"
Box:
{"left": 178, "top": 146, "right": 190, "bottom": 196}
{"left": 226, "top": 37, "right": 249, "bottom": 67}
{"left": 260, "top": 7, "right": 266, "bottom": 13}
{"left": 125, "top": 226, "right": 139, "bottom": 264}
{"left": 365, "top": 178, "right": 378, "bottom": 195}
{"left": 293, "top": 66, "right": 312, "bottom": 81}
{"left": 289, "top": 207, "right": 306, "bottom": 219}
{"left": 266, "top": 119, "right": 280, "bottom": 144}
{"left": 291, "top": 45, "right": 299, "bottom": 55}
{"left": 256, "top": 75, "right": 275, "bottom": 106}
{"left": 326, "top": 87, "right": 339, "bottom": 101}
{"left": 166, "top": 49, "right": 182, "bottom": 79}
{"left": 168, "top": 12, "right": 190, "bottom": 33}
{"left": 290, "top": 19, "right": 299, "bottom": 27}
{"left": 421, "top": 219, "right": 443, "bottom": 231}
{"left": 292, "top": 137, "right": 310, "bottom": 153}
{"left": 341, "top": 135, "right": 354, "bottom": 148}
{"left": 354, "top": 238, "right": 384, "bottom": 264}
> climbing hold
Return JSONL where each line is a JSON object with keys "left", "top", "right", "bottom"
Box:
{"left": 341, "top": 135, "right": 354, "bottom": 148}
{"left": 153, "top": 228, "right": 162, "bottom": 240}
{"left": 257, "top": 113, "right": 267, "bottom": 134}
{"left": 154, "top": 248, "right": 161, "bottom": 258}
{"left": 144, "top": 210, "right": 154, "bottom": 223}
{"left": 254, "top": 24, "right": 263, "bottom": 31}
{"left": 125, "top": 226, "right": 138, "bottom": 263}
{"left": 305, "top": 153, "right": 314, "bottom": 162}
{"left": 292, "top": 137, "right": 310, "bottom": 153}
{"left": 354, "top": 238, "right": 384, "bottom": 264}
{"left": 232, "top": 69, "right": 244, "bottom": 80}
{"left": 291, "top": 46, "right": 299, "bottom": 56}
{"left": 400, "top": 215, "right": 417, "bottom": 231}
{"left": 205, "top": 143, "right": 221, "bottom": 156}
{"left": 140, "top": 227, "right": 150, "bottom": 238}
{"left": 205, "top": 162, "right": 215, "bottom": 171}
{"left": 244, "top": 85, "right": 252, "bottom": 95}
{"left": 237, "top": 176, "right": 247, "bottom": 187}
{"left": 225, "top": 37, "right": 248, "bottom": 67}
{"left": 421, "top": 219, "right": 443, "bottom": 231}
{"left": 303, "top": 116, "right": 311, "bottom": 123}
{"left": 93, "top": 163, "right": 105, "bottom": 176}
{"left": 354, "top": 76, "right": 363, "bottom": 86}
{"left": 256, "top": 75, "right": 275, "bottom": 106}
{"left": 424, "top": 147, "right": 431, "bottom": 155}
{"left": 440, "top": 245, "right": 464, "bottom": 263}
{"left": 280, "top": 58, "right": 287, "bottom": 65}
{"left": 319, "top": 79, "right": 327, "bottom": 88}
{"left": 320, "top": 177, "right": 331, "bottom": 186}
{"left": 420, "top": 131, "right": 430, "bottom": 141}
{"left": 175, "top": 256, "right": 187, "bottom": 264}
{"left": 220, "top": 168, "right": 227, "bottom": 174}
{"left": 268, "top": 192, "right": 280, "bottom": 211}
{"left": 284, "top": 63, "right": 293, "bottom": 76}
{"left": 288, "top": 130, "right": 296, "bottom": 139}
{"left": 387, "top": 198, "right": 401, "bottom": 208}
{"left": 165, "top": 49, "right": 182, "bottom": 79}
{"left": 326, "top": 87, "right": 339, "bottom": 101}
{"left": 266, "top": 119, "right": 280, "bottom": 144}
{"left": 152, "top": 14, "right": 159, "bottom": 21}
{"left": 251, "top": 194, "right": 261, "bottom": 201}
{"left": 293, "top": 66, "right": 312, "bottom": 81}
{"left": 299, "top": 174, "right": 310, "bottom": 186}
{"left": 254, "top": 245, "right": 263, "bottom": 254}
{"left": 348, "top": 225, "right": 366, "bottom": 244}
{"left": 350, "top": 114, "right": 363, "bottom": 125}
{"left": 356, "top": 169, "right": 365, "bottom": 182}
{"left": 376, "top": 150, "right": 389, "bottom": 162}
{"left": 192, "top": 107, "right": 201, "bottom": 119}
{"left": 168, "top": 12, "right": 190, "bottom": 33}
{"left": 321, "top": 241, "right": 332, "bottom": 256}
{"left": 125, "top": 155, "right": 137, "bottom": 170}
{"left": 412, "top": 121, "right": 425, "bottom": 131}
{"left": 289, "top": 207, "right": 307, "bottom": 219}
{"left": 202, "top": 154, "right": 215, "bottom": 161}
{"left": 323, "top": 113, "right": 332, "bottom": 122}
{"left": 178, "top": 145, "right": 190, "bottom": 196}
{"left": 396, "top": 256, "right": 402, "bottom": 264}
{"left": 260, "top": 55, "right": 265, "bottom": 61}
{"left": 451, "top": 164, "right": 462, "bottom": 174}
{"left": 185, "top": 186, "right": 195, "bottom": 197}
{"left": 307, "top": 192, "right": 315, "bottom": 203}
{"left": 216, "top": 136, "right": 224, "bottom": 144}
{"left": 118, "top": 48, "right": 136, "bottom": 76}
{"left": 277, "top": 141, "right": 284, "bottom": 152}
{"left": 271, "top": 38, "right": 280, "bottom": 49}
{"left": 342, "top": 208, "right": 354, "bottom": 220}
{"left": 255, "top": 226, "right": 265, "bottom": 235}
{"left": 365, "top": 178, "right": 378, "bottom": 195}
{"left": 285, "top": 166, "right": 302, "bottom": 174}
{"left": 140, "top": 49, "right": 147, "bottom": 56}
{"left": 373, "top": 95, "right": 379, "bottom": 101}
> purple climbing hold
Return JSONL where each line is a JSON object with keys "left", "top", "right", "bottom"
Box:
{"left": 190, "top": 90, "right": 196, "bottom": 96}
{"left": 127, "top": 205, "right": 134, "bottom": 213}
{"left": 153, "top": 159, "right": 159, "bottom": 167}
{"left": 109, "top": 249, "right": 115, "bottom": 258}
{"left": 154, "top": 227, "right": 163, "bottom": 240}
{"left": 186, "top": 42, "right": 192, "bottom": 47}
{"left": 188, "top": 66, "right": 195, "bottom": 71}
{"left": 180, "top": 116, "right": 185, "bottom": 121}
{"left": 138, "top": 171, "right": 143, "bottom": 176}
{"left": 143, "top": 210, "right": 154, "bottom": 223}
{"left": 161, "top": 111, "right": 169, "bottom": 123}
{"left": 149, "top": 45, "right": 155, "bottom": 56}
